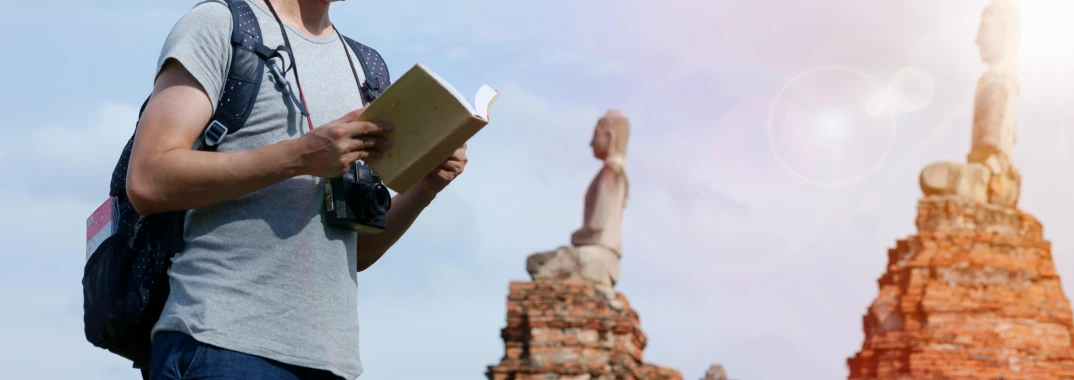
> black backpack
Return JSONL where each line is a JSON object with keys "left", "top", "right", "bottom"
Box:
{"left": 81, "top": 0, "right": 392, "bottom": 371}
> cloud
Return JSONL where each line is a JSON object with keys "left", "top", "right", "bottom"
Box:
{"left": 443, "top": 82, "right": 608, "bottom": 265}
{"left": 358, "top": 80, "right": 789, "bottom": 378}
{"left": 569, "top": 2, "right": 1074, "bottom": 379}
{"left": 510, "top": 49, "right": 628, "bottom": 77}
{"left": 12, "top": 1, "right": 1074, "bottom": 380}
{"left": 445, "top": 46, "right": 471, "bottom": 62}
{"left": 0, "top": 101, "right": 143, "bottom": 377}
{"left": 351, "top": 78, "right": 853, "bottom": 379}
{"left": 0, "top": 186, "right": 136, "bottom": 378}
{"left": 0, "top": 102, "right": 139, "bottom": 203}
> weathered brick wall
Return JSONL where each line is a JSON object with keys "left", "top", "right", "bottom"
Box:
{"left": 486, "top": 280, "right": 683, "bottom": 380}
{"left": 640, "top": 364, "right": 686, "bottom": 380}
{"left": 847, "top": 196, "right": 1074, "bottom": 380}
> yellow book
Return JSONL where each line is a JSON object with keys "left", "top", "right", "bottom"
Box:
{"left": 356, "top": 63, "right": 499, "bottom": 193}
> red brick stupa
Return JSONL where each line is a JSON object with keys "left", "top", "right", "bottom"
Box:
{"left": 484, "top": 281, "right": 682, "bottom": 380}
{"left": 847, "top": 2, "right": 1074, "bottom": 378}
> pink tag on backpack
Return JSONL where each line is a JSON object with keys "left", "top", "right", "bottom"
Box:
{"left": 86, "top": 197, "right": 117, "bottom": 261}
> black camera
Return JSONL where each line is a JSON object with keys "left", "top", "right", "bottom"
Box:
{"left": 324, "top": 161, "right": 391, "bottom": 233}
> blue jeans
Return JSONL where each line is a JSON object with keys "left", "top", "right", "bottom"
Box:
{"left": 148, "top": 331, "right": 344, "bottom": 380}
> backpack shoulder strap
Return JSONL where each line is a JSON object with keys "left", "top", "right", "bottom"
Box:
{"left": 104, "top": 0, "right": 277, "bottom": 257}
{"left": 165, "top": 0, "right": 273, "bottom": 251}
{"left": 200, "top": 0, "right": 271, "bottom": 151}
{"left": 341, "top": 36, "right": 392, "bottom": 104}
{"left": 114, "top": 0, "right": 264, "bottom": 198}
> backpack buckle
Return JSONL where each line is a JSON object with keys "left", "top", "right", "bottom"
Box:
{"left": 204, "top": 120, "right": 229, "bottom": 147}
{"left": 362, "top": 79, "right": 382, "bottom": 103}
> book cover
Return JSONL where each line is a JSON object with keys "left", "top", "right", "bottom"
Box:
{"left": 358, "top": 63, "right": 498, "bottom": 194}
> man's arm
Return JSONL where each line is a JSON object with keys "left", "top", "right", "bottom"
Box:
{"left": 355, "top": 187, "right": 436, "bottom": 272}
{"left": 126, "top": 60, "right": 306, "bottom": 215}
{"left": 127, "top": 60, "right": 391, "bottom": 215}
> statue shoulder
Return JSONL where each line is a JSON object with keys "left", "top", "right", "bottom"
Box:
{"left": 979, "top": 70, "right": 1019, "bottom": 88}
{"left": 976, "top": 71, "right": 1019, "bottom": 99}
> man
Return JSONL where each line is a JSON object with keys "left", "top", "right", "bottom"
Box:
{"left": 126, "top": 0, "right": 468, "bottom": 379}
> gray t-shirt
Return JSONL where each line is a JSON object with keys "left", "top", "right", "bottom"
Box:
{"left": 150, "top": 1, "right": 369, "bottom": 378}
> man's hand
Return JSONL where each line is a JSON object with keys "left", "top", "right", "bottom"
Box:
{"left": 355, "top": 143, "right": 469, "bottom": 272}
{"left": 127, "top": 61, "right": 396, "bottom": 215}
{"left": 415, "top": 143, "right": 468, "bottom": 197}
{"left": 295, "top": 107, "right": 393, "bottom": 178}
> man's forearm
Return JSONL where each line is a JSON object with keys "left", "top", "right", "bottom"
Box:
{"left": 127, "top": 139, "right": 305, "bottom": 215}
{"left": 355, "top": 187, "right": 436, "bottom": 272}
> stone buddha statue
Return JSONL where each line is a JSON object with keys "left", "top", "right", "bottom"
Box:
{"left": 919, "top": 0, "right": 1022, "bottom": 208}
{"left": 968, "top": 0, "right": 1021, "bottom": 164}
{"left": 525, "top": 110, "right": 630, "bottom": 298}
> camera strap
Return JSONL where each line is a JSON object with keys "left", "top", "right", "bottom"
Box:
{"left": 263, "top": 0, "right": 366, "bottom": 132}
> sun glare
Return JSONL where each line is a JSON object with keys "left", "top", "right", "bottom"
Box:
{"left": 814, "top": 111, "right": 847, "bottom": 144}
{"left": 1017, "top": 0, "right": 1074, "bottom": 73}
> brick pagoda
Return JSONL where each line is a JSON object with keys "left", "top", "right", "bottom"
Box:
{"left": 846, "top": 197, "right": 1074, "bottom": 379}
{"left": 847, "top": 1, "right": 1074, "bottom": 378}
{"left": 486, "top": 280, "right": 682, "bottom": 380}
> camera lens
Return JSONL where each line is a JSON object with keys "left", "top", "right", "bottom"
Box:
{"left": 371, "top": 184, "right": 391, "bottom": 214}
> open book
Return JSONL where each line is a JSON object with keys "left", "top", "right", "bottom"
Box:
{"left": 356, "top": 63, "right": 499, "bottom": 193}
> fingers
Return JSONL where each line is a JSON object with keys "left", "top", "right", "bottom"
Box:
{"left": 435, "top": 143, "right": 468, "bottom": 173}
{"left": 334, "top": 134, "right": 383, "bottom": 151}
{"left": 341, "top": 148, "right": 382, "bottom": 164}
{"left": 439, "top": 154, "right": 464, "bottom": 167}
{"left": 351, "top": 136, "right": 391, "bottom": 150}
{"left": 330, "top": 121, "right": 392, "bottom": 161}
{"left": 441, "top": 144, "right": 467, "bottom": 162}
{"left": 442, "top": 160, "right": 464, "bottom": 174}
{"left": 436, "top": 154, "right": 465, "bottom": 175}
{"left": 448, "top": 147, "right": 468, "bottom": 164}
{"left": 455, "top": 143, "right": 468, "bottom": 162}
{"left": 340, "top": 120, "right": 392, "bottom": 137}
{"left": 334, "top": 106, "right": 368, "bottom": 123}
{"left": 330, "top": 135, "right": 387, "bottom": 166}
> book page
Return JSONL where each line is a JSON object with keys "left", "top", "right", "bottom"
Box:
{"left": 473, "top": 84, "right": 499, "bottom": 120}
{"left": 420, "top": 64, "right": 475, "bottom": 114}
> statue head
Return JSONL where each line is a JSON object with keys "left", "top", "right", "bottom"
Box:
{"left": 591, "top": 109, "right": 630, "bottom": 160}
{"left": 976, "top": 0, "right": 1021, "bottom": 67}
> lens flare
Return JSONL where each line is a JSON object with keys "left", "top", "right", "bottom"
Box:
{"left": 626, "top": 63, "right": 808, "bottom": 204}
{"left": 888, "top": 66, "right": 936, "bottom": 112}
{"left": 1016, "top": 1, "right": 1074, "bottom": 164}
{"left": 767, "top": 66, "right": 897, "bottom": 187}
{"left": 709, "top": 96, "right": 810, "bottom": 203}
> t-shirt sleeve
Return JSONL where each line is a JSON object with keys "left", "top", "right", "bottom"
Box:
{"left": 155, "top": 0, "right": 233, "bottom": 113}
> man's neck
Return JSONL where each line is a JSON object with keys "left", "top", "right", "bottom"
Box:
{"left": 257, "top": 0, "right": 333, "bottom": 38}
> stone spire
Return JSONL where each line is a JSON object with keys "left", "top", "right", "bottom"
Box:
{"left": 701, "top": 364, "right": 728, "bottom": 380}
{"left": 847, "top": 2, "right": 1074, "bottom": 378}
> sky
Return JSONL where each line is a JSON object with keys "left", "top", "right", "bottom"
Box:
{"left": 5, "top": 0, "right": 1074, "bottom": 379}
